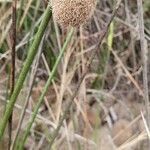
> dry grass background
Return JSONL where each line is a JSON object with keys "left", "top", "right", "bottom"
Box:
{"left": 0, "top": 0, "right": 150, "bottom": 149}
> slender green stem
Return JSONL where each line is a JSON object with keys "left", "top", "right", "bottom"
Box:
{"left": 0, "top": 6, "right": 52, "bottom": 140}
{"left": 17, "top": 0, "right": 25, "bottom": 27}
{"left": 100, "top": 22, "right": 114, "bottom": 88}
{"left": 18, "top": 28, "right": 74, "bottom": 150}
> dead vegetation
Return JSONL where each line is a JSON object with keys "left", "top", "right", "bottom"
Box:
{"left": 0, "top": 0, "right": 150, "bottom": 149}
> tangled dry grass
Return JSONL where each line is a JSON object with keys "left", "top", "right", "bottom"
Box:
{"left": 0, "top": 0, "right": 150, "bottom": 149}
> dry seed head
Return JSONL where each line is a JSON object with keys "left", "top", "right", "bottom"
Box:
{"left": 52, "top": 0, "right": 96, "bottom": 27}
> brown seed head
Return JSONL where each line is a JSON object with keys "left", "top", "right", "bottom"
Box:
{"left": 52, "top": 0, "right": 96, "bottom": 27}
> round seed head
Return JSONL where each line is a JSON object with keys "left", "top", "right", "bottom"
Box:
{"left": 52, "top": 0, "right": 96, "bottom": 27}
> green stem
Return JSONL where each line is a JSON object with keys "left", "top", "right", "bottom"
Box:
{"left": 0, "top": 6, "right": 52, "bottom": 140}
{"left": 17, "top": 0, "right": 25, "bottom": 27}
{"left": 18, "top": 28, "right": 74, "bottom": 150}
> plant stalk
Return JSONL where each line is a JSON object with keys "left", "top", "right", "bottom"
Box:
{"left": 0, "top": 6, "right": 52, "bottom": 140}
{"left": 18, "top": 28, "right": 74, "bottom": 150}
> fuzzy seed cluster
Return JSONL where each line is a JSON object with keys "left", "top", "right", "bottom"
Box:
{"left": 52, "top": 0, "right": 96, "bottom": 27}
